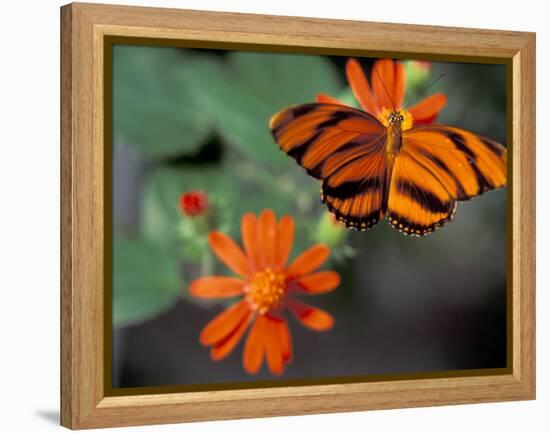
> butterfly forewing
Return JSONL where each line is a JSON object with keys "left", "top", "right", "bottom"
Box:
{"left": 403, "top": 125, "right": 507, "bottom": 199}
{"left": 270, "top": 103, "right": 386, "bottom": 178}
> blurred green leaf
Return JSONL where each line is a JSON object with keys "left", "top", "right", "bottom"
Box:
{"left": 192, "top": 52, "right": 343, "bottom": 166}
{"left": 403, "top": 60, "right": 432, "bottom": 92}
{"left": 314, "top": 211, "right": 348, "bottom": 247}
{"left": 334, "top": 87, "right": 359, "bottom": 108}
{"left": 141, "top": 166, "right": 237, "bottom": 252}
{"left": 113, "top": 238, "right": 181, "bottom": 326}
{"left": 113, "top": 46, "right": 213, "bottom": 159}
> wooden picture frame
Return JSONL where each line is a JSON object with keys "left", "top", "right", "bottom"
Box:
{"left": 60, "top": 2, "right": 536, "bottom": 429}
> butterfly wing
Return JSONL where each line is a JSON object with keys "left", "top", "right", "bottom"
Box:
{"left": 321, "top": 140, "right": 387, "bottom": 229}
{"left": 270, "top": 103, "right": 388, "bottom": 229}
{"left": 387, "top": 125, "right": 507, "bottom": 236}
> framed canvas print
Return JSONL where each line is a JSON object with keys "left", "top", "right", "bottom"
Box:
{"left": 60, "top": 2, "right": 536, "bottom": 429}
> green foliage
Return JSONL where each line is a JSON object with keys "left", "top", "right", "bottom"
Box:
{"left": 334, "top": 87, "right": 359, "bottom": 108}
{"left": 311, "top": 212, "right": 357, "bottom": 263}
{"left": 403, "top": 60, "right": 432, "bottom": 93}
{"left": 113, "top": 46, "right": 213, "bottom": 159}
{"left": 191, "top": 52, "right": 343, "bottom": 166}
{"left": 113, "top": 239, "right": 181, "bottom": 326}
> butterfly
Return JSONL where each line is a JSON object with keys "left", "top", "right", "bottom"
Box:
{"left": 269, "top": 59, "right": 507, "bottom": 237}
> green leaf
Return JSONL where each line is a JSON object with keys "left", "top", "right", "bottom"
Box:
{"left": 113, "top": 45, "right": 213, "bottom": 159}
{"left": 192, "top": 52, "right": 343, "bottom": 166}
{"left": 113, "top": 238, "right": 181, "bottom": 326}
{"left": 335, "top": 87, "right": 360, "bottom": 108}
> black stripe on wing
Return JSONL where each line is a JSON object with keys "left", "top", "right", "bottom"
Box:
{"left": 322, "top": 177, "right": 382, "bottom": 200}
{"left": 387, "top": 175, "right": 457, "bottom": 237}
{"left": 414, "top": 148, "right": 467, "bottom": 199}
{"left": 444, "top": 131, "right": 494, "bottom": 195}
{"left": 394, "top": 179, "right": 451, "bottom": 214}
{"left": 321, "top": 174, "right": 385, "bottom": 231}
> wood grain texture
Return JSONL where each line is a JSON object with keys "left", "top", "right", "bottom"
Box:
{"left": 60, "top": 2, "right": 536, "bottom": 429}
{"left": 512, "top": 33, "right": 536, "bottom": 396}
{"left": 60, "top": 4, "right": 73, "bottom": 429}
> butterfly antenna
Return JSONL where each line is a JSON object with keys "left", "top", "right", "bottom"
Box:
{"left": 423, "top": 72, "right": 446, "bottom": 94}
{"left": 372, "top": 62, "right": 397, "bottom": 111}
{"left": 403, "top": 72, "right": 446, "bottom": 110}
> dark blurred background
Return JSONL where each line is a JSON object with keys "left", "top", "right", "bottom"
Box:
{"left": 111, "top": 45, "right": 507, "bottom": 388}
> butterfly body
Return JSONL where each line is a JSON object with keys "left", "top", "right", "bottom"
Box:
{"left": 379, "top": 110, "right": 404, "bottom": 225}
{"left": 384, "top": 110, "right": 406, "bottom": 181}
{"left": 385, "top": 114, "right": 400, "bottom": 154}
{"left": 270, "top": 102, "right": 506, "bottom": 237}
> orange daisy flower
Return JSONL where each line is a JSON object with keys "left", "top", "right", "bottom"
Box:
{"left": 316, "top": 58, "right": 447, "bottom": 130}
{"left": 190, "top": 209, "right": 340, "bottom": 375}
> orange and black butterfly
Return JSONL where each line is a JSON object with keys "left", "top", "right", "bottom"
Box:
{"left": 269, "top": 58, "right": 507, "bottom": 236}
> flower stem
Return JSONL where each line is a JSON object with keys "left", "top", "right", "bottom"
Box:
{"left": 200, "top": 250, "right": 214, "bottom": 277}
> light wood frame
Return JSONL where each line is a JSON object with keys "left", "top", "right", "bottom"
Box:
{"left": 60, "top": 2, "right": 536, "bottom": 429}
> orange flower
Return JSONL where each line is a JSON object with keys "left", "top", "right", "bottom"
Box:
{"left": 316, "top": 58, "right": 446, "bottom": 129}
{"left": 190, "top": 209, "right": 340, "bottom": 375}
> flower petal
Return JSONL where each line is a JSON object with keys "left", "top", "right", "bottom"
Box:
{"left": 243, "top": 314, "right": 268, "bottom": 374}
{"left": 210, "top": 310, "right": 253, "bottom": 361}
{"left": 208, "top": 231, "right": 251, "bottom": 278}
{"left": 394, "top": 62, "right": 406, "bottom": 108}
{"left": 346, "top": 58, "right": 377, "bottom": 114}
{"left": 265, "top": 317, "right": 284, "bottom": 375}
{"left": 199, "top": 299, "right": 250, "bottom": 346}
{"left": 408, "top": 93, "right": 447, "bottom": 123}
{"left": 190, "top": 276, "right": 245, "bottom": 298}
{"left": 287, "top": 299, "right": 334, "bottom": 331}
{"left": 315, "top": 93, "right": 346, "bottom": 105}
{"left": 275, "top": 215, "right": 294, "bottom": 269}
{"left": 286, "top": 243, "right": 330, "bottom": 277}
{"left": 241, "top": 213, "right": 260, "bottom": 271}
{"left": 372, "top": 59, "right": 396, "bottom": 111}
{"left": 295, "top": 271, "right": 341, "bottom": 294}
{"left": 276, "top": 319, "right": 292, "bottom": 362}
{"left": 258, "top": 209, "right": 277, "bottom": 268}
{"left": 413, "top": 114, "right": 437, "bottom": 125}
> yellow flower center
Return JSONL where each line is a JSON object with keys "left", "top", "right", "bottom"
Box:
{"left": 246, "top": 268, "right": 287, "bottom": 314}
{"left": 378, "top": 108, "right": 414, "bottom": 130}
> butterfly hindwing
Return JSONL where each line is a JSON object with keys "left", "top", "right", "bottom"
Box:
{"left": 387, "top": 148, "right": 457, "bottom": 236}
{"left": 321, "top": 144, "right": 387, "bottom": 229}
